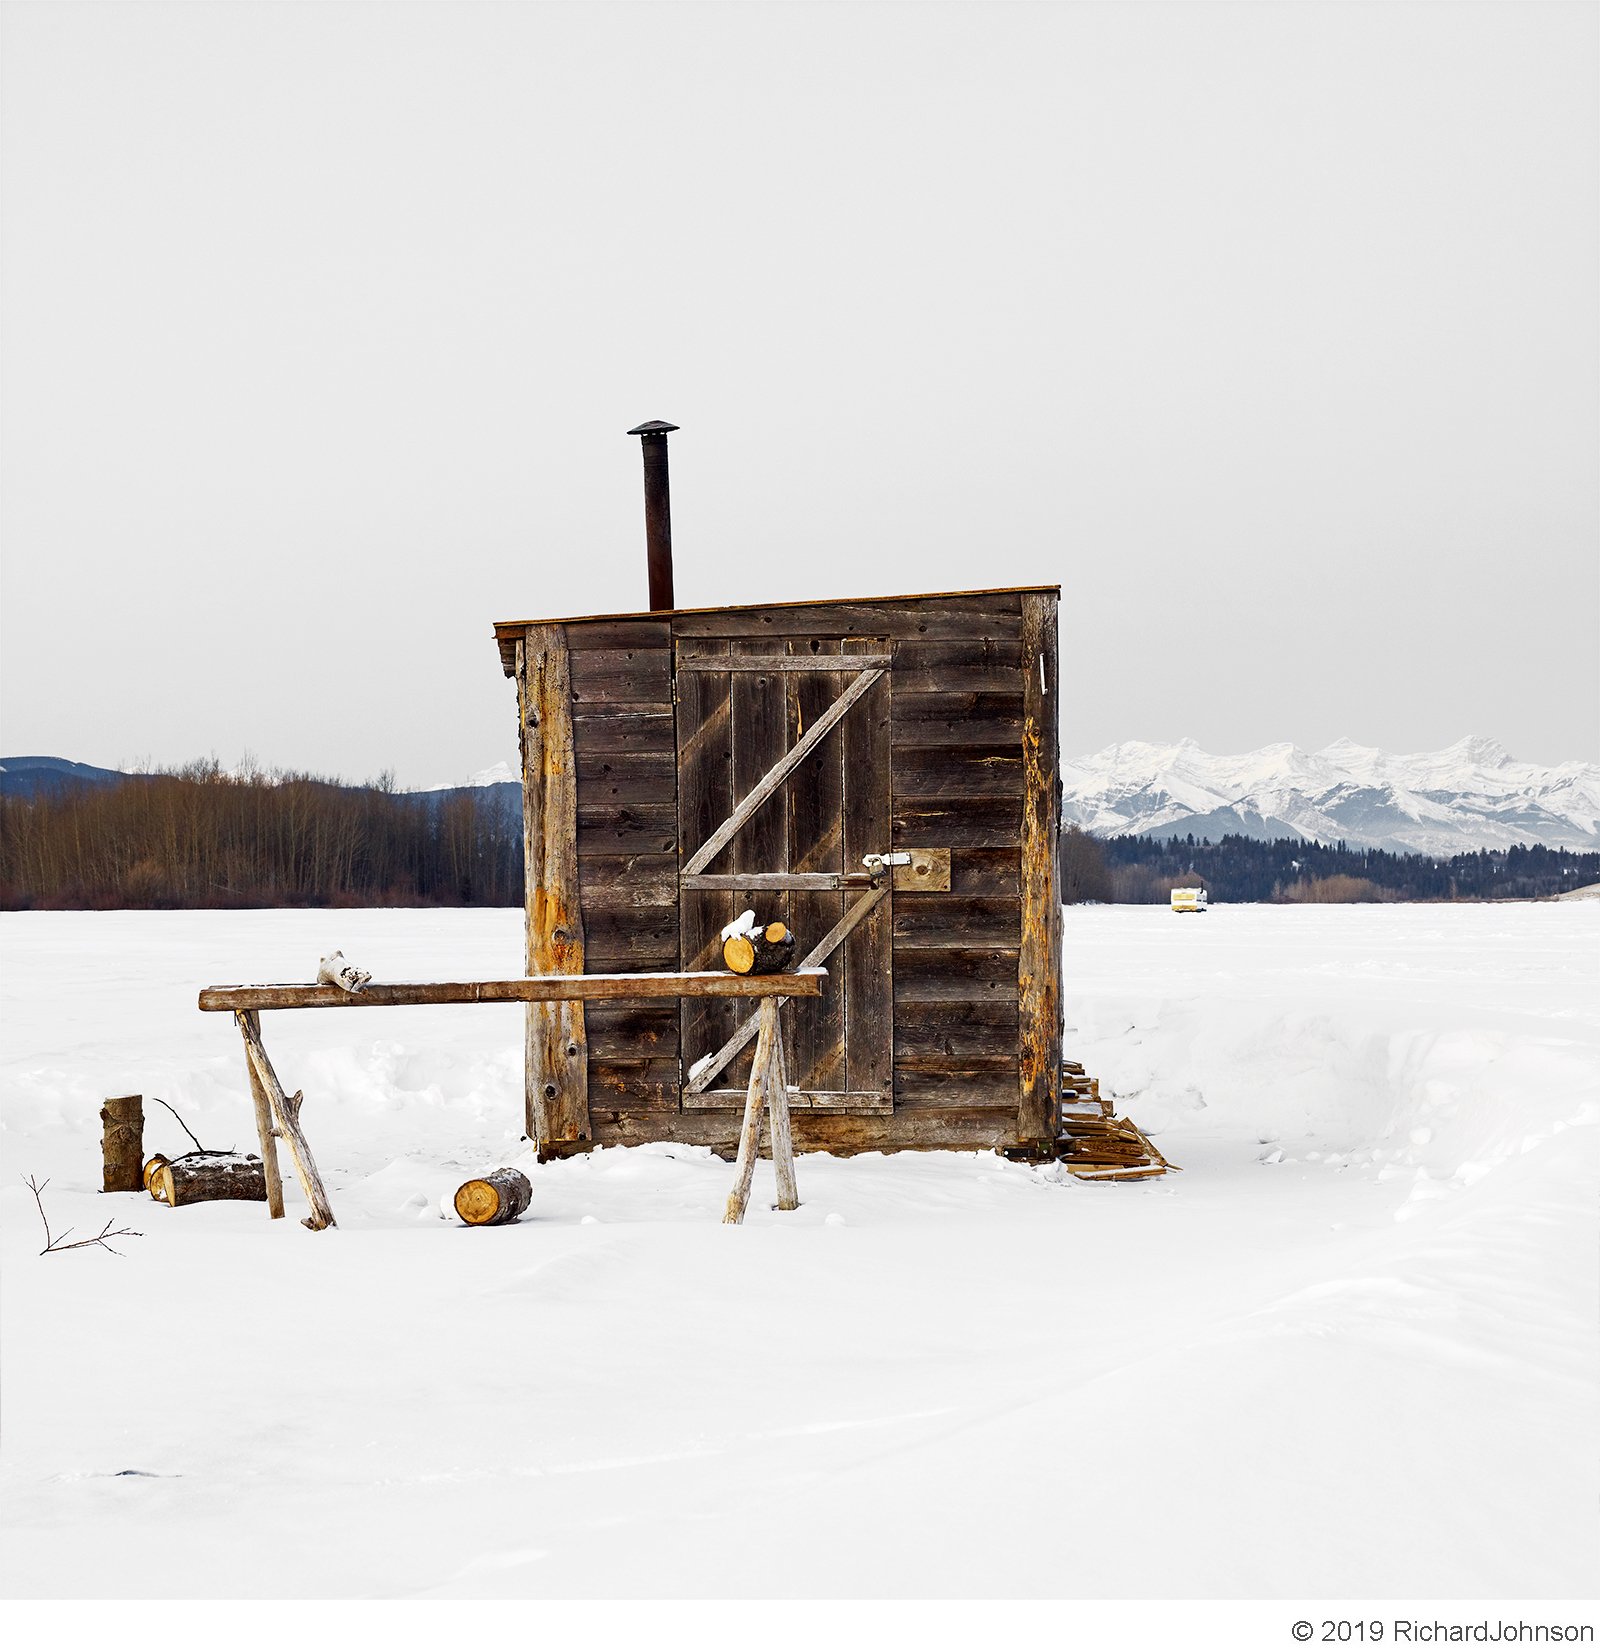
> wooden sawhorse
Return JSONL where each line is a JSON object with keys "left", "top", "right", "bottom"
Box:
{"left": 197, "top": 969, "right": 824, "bottom": 1229}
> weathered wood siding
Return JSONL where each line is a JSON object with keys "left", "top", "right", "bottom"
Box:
{"left": 509, "top": 588, "right": 1060, "bottom": 1156}
{"left": 566, "top": 619, "right": 679, "bottom": 1129}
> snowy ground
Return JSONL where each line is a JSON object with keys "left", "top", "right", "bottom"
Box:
{"left": 1, "top": 904, "right": 1595, "bottom": 1599}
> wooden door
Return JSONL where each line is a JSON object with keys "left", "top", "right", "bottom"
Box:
{"left": 674, "top": 636, "right": 893, "bottom": 1115}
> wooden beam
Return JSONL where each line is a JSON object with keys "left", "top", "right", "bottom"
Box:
{"left": 676, "top": 655, "right": 894, "bottom": 673}
{"left": 722, "top": 997, "right": 800, "bottom": 1225}
{"left": 768, "top": 1001, "right": 799, "bottom": 1211}
{"left": 1017, "top": 591, "right": 1063, "bottom": 1146}
{"left": 685, "top": 1090, "right": 891, "bottom": 1114}
{"left": 684, "top": 888, "right": 885, "bottom": 1095}
{"left": 235, "top": 1011, "right": 336, "bottom": 1230}
{"left": 199, "top": 969, "right": 827, "bottom": 1013}
{"left": 240, "top": 1009, "right": 286, "bottom": 1218}
{"left": 519, "top": 625, "right": 591, "bottom": 1156}
{"left": 682, "top": 666, "right": 885, "bottom": 875}
{"left": 681, "top": 872, "right": 875, "bottom": 891}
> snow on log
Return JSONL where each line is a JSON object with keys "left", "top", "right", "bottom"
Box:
{"left": 317, "top": 950, "right": 371, "bottom": 993}
{"left": 100, "top": 1095, "right": 144, "bottom": 1192}
{"left": 454, "top": 1168, "right": 532, "bottom": 1227}
{"left": 152, "top": 1152, "right": 267, "bottom": 1207}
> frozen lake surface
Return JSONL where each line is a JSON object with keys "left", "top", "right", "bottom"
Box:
{"left": 1, "top": 903, "right": 1595, "bottom": 1597}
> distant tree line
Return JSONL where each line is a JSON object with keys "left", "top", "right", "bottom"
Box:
{"left": 5, "top": 764, "right": 1594, "bottom": 911}
{"left": 0, "top": 761, "right": 522, "bottom": 910}
{"left": 1061, "top": 826, "right": 1600, "bottom": 904}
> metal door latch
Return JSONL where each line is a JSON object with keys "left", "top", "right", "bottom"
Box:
{"left": 862, "top": 852, "right": 912, "bottom": 880}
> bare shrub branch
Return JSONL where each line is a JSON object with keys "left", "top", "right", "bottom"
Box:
{"left": 25, "top": 1175, "right": 142, "bottom": 1256}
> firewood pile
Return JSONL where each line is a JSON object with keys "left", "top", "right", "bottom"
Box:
{"left": 1055, "top": 1060, "right": 1178, "bottom": 1182}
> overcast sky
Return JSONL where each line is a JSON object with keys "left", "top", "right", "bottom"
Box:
{"left": 2, "top": 1, "right": 1595, "bottom": 785}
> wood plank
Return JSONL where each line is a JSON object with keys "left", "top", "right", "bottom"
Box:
{"left": 682, "top": 872, "right": 871, "bottom": 891}
{"left": 586, "top": 1004, "right": 679, "bottom": 1059}
{"left": 948, "top": 848, "right": 1022, "bottom": 896}
{"left": 891, "top": 711, "right": 1025, "bottom": 749}
{"left": 519, "top": 626, "right": 591, "bottom": 1154}
{"left": 720, "top": 640, "right": 795, "bottom": 1087}
{"left": 892, "top": 689, "right": 1024, "bottom": 724}
{"left": 894, "top": 640, "right": 1024, "bottom": 669}
{"left": 677, "top": 654, "right": 893, "bottom": 673}
{"left": 669, "top": 594, "right": 1024, "bottom": 640}
{"left": 579, "top": 854, "right": 679, "bottom": 907}
{"left": 584, "top": 944, "right": 679, "bottom": 973}
{"left": 894, "top": 998, "right": 1020, "bottom": 1061}
{"left": 577, "top": 749, "right": 677, "bottom": 802}
{"left": 786, "top": 636, "right": 845, "bottom": 1092}
{"left": 567, "top": 647, "right": 673, "bottom": 704}
{"left": 496, "top": 589, "right": 1049, "bottom": 674}
{"left": 571, "top": 705, "right": 677, "bottom": 753}
{"left": 587, "top": 1059, "right": 683, "bottom": 1109}
{"left": 685, "top": 1090, "right": 891, "bottom": 1114}
{"left": 676, "top": 638, "right": 735, "bottom": 1083}
{"left": 892, "top": 895, "right": 1021, "bottom": 946}
{"left": 768, "top": 1008, "right": 799, "bottom": 1210}
{"left": 236, "top": 1012, "right": 336, "bottom": 1230}
{"left": 198, "top": 970, "right": 825, "bottom": 1011}
{"left": 890, "top": 747, "right": 1024, "bottom": 799}
{"left": 575, "top": 802, "right": 678, "bottom": 854}
{"left": 724, "top": 997, "right": 778, "bottom": 1224}
{"left": 892, "top": 798, "right": 1022, "bottom": 848}
{"left": 1018, "top": 590, "right": 1063, "bottom": 1147}
{"left": 581, "top": 906, "right": 679, "bottom": 959}
{"left": 682, "top": 665, "right": 884, "bottom": 875}
{"left": 843, "top": 637, "right": 893, "bottom": 1105}
{"left": 564, "top": 620, "right": 671, "bottom": 651}
{"left": 239, "top": 1010, "right": 286, "bottom": 1220}
{"left": 893, "top": 947, "right": 1020, "bottom": 1002}
{"left": 588, "top": 1105, "right": 1024, "bottom": 1155}
{"left": 894, "top": 1062, "right": 1020, "bottom": 1107}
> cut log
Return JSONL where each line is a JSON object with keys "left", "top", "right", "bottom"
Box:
{"left": 154, "top": 1152, "right": 267, "bottom": 1207}
{"left": 142, "top": 1153, "right": 170, "bottom": 1194}
{"left": 100, "top": 1095, "right": 144, "bottom": 1192}
{"left": 722, "top": 926, "right": 797, "bottom": 976}
{"left": 454, "top": 1168, "right": 533, "bottom": 1227}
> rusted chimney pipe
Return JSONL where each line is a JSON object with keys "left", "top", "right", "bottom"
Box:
{"left": 627, "top": 419, "right": 679, "bottom": 610}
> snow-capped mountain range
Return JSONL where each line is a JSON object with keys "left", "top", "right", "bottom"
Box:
{"left": 1063, "top": 737, "right": 1600, "bottom": 856}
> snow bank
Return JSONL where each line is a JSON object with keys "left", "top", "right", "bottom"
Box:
{"left": 1, "top": 904, "right": 1594, "bottom": 1599}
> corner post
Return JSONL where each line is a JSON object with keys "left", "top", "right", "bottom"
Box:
{"left": 518, "top": 625, "right": 592, "bottom": 1156}
{"left": 1018, "top": 591, "right": 1063, "bottom": 1150}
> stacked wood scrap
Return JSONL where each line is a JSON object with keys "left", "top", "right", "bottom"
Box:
{"left": 1056, "top": 1061, "right": 1178, "bottom": 1182}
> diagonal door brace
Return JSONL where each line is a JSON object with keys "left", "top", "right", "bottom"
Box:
{"left": 685, "top": 885, "right": 887, "bottom": 1096}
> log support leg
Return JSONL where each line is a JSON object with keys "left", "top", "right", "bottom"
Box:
{"left": 723, "top": 997, "right": 800, "bottom": 1225}
{"left": 239, "top": 1010, "right": 286, "bottom": 1220}
{"left": 234, "top": 1012, "right": 336, "bottom": 1230}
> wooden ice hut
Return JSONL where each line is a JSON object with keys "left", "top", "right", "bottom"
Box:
{"left": 493, "top": 583, "right": 1064, "bottom": 1160}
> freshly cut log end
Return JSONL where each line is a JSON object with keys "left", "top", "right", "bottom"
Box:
{"left": 723, "top": 927, "right": 797, "bottom": 976}
{"left": 143, "top": 1154, "right": 171, "bottom": 1196}
{"left": 454, "top": 1168, "right": 533, "bottom": 1227}
{"left": 156, "top": 1153, "right": 268, "bottom": 1208}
